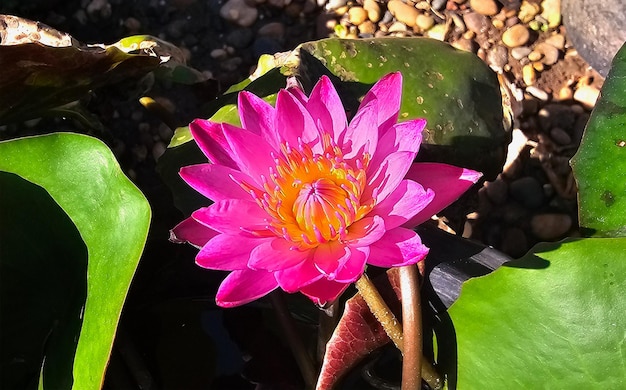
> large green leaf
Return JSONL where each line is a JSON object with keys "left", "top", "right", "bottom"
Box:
{"left": 0, "top": 133, "right": 151, "bottom": 389}
{"left": 571, "top": 42, "right": 626, "bottom": 237}
{"left": 448, "top": 238, "right": 626, "bottom": 389}
{"left": 294, "top": 38, "right": 509, "bottom": 180}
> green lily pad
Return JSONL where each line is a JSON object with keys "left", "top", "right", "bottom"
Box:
{"left": 0, "top": 133, "right": 151, "bottom": 389}
{"left": 571, "top": 42, "right": 626, "bottom": 237}
{"left": 448, "top": 238, "right": 626, "bottom": 389}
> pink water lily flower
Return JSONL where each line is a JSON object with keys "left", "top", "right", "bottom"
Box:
{"left": 171, "top": 72, "right": 482, "bottom": 307}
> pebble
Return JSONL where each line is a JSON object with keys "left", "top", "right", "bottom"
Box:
{"left": 363, "top": 0, "right": 381, "bottom": 23}
{"left": 544, "top": 34, "right": 565, "bottom": 50}
{"left": 258, "top": 22, "right": 286, "bottom": 39}
{"left": 550, "top": 127, "right": 572, "bottom": 145}
{"left": 557, "top": 85, "right": 573, "bottom": 101}
{"left": 534, "top": 42, "right": 560, "bottom": 65}
{"left": 518, "top": 0, "right": 540, "bottom": 23}
{"left": 511, "top": 46, "right": 531, "bottom": 60}
{"left": 526, "top": 86, "right": 549, "bottom": 101}
{"left": 416, "top": 14, "right": 435, "bottom": 31}
{"left": 388, "top": 21, "right": 408, "bottom": 32}
{"left": 226, "top": 28, "right": 254, "bottom": 49}
{"left": 220, "top": 0, "right": 258, "bottom": 28}
{"left": 348, "top": 6, "right": 368, "bottom": 25}
{"left": 358, "top": 20, "right": 377, "bottom": 35}
{"left": 470, "top": 0, "right": 499, "bottom": 16}
{"left": 387, "top": 0, "right": 419, "bottom": 28}
{"left": 502, "top": 24, "right": 529, "bottom": 47}
{"left": 573, "top": 85, "right": 600, "bottom": 109}
{"left": 540, "top": 0, "right": 561, "bottom": 29}
{"left": 487, "top": 44, "right": 509, "bottom": 71}
{"left": 501, "top": 227, "right": 528, "bottom": 258}
{"left": 531, "top": 213, "right": 572, "bottom": 240}
{"left": 509, "top": 176, "right": 544, "bottom": 209}
{"left": 124, "top": 17, "right": 141, "bottom": 33}
{"left": 485, "top": 176, "right": 508, "bottom": 205}
{"left": 86, "top": 0, "right": 111, "bottom": 19}
{"left": 538, "top": 104, "right": 576, "bottom": 131}
{"left": 152, "top": 141, "right": 166, "bottom": 161}
{"left": 463, "top": 12, "right": 489, "bottom": 33}
{"left": 522, "top": 64, "right": 536, "bottom": 85}
{"left": 326, "top": 0, "right": 347, "bottom": 10}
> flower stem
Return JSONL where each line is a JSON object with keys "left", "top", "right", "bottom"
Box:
{"left": 355, "top": 272, "right": 442, "bottom": 390}
{"left": 354, "top": 273, "right": 404, "bottom": 350}
{"left": 399, "top": 265, "right": 421, "bottom": 390}
{"left": 269, "top": 291, "right": 317, "bottom": 390}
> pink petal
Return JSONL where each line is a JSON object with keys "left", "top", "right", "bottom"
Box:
{"left": 196, "top": 234, "right": 269, "bottom": 270}
{"left": 306, "top": 76, "right": 347, "bottom": 143}
{"left": 371, "top": 179, "right": 434, "bottom": 230}
{"left": 216, "top": 269, "right": 279, "bottom": 307}
{"left": 180, "top": 163, "right": 252, "bottom": 202}
{"left": 169, "top": 216, "right": 219, "bottom": 249}
{"left": 344, "top": 215, "right": 386, "bottom": 247}
{"left": 359, "top": 72, "right": 402, "bottom": 131}
{"left": 313, "top": 241, "right": 350, "bottom": 276}
{"left": 299, "top": 278, "right": 350, "bottom": 306}
{"left": 333, "top": 246, "right": 369, "bottom": 283}
{"left": 343, "top": 99, "right": 378, "bottom": 160}
{"left": 368, "top": 228, "right": 429, "bottom": 267}
{"left": 275, "top": 89, "right": 319, "bottom": 146}
{"left": 275, "top": 258, "right": 324, "bottom": 293}
{"left": 189, "top": 119, "right": 238, "bottom": 169}
{"left": 364, "top": 151, "right": 417, "bottom": 204}
{"left": 248, "top": 238, "right": 311, "bottom": 271}
{"left": 221, "top": 123, "right": 277, "bottom": 183}
{"left": 403, "top": 162, "right": 483, "bottom": 227}
{"left": 238, "top": 91, "right": 280, "bottom": 148}
{"left": 192, "top": 199, "right": 268, "bottom": 236}
{"left": 372, "top": 119, "right": 425, "bottom": 168}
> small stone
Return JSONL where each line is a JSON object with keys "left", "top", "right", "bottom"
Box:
{"left": 416, "top": 14, "right": 435, "bottom": 30}
{"left": 550, "top": 127, "right": 572, "bottom": 145}
{"left": 363, "top": 0, "right": 381, "bottom": 22}
{"left": 326, "top": 0, "right": 347, "bottom": 10}
{"left": 470, "top": 0, "right": 499, "bottom": 16}
{"left": 220, "top": 0, "right": 258, "bottom": 27}
{"left": 527, "top": 50, "right": 543, "bottom": 62}
{"left": 358, "top": 20, "right": 376, "bottom": 34}
{"left": 258, "top": 22, "right": 285, "bottom": 39}
{"left": 485, "top": 177, "right": 508, "bottom": 204}
{"left": 510, "top": 176, "right": 544, "bottom": 209}
{"left": 502, "top": 24, "right": 529, "bottom": 47}
{"left": 501, "top": 227, "right": 528, "bottom": 258}
{"left": 511, "top": 46, "right": 532, "bottom": 60}
{"left": 534, "top": 42, "right": 560, "bottom": 65}
{"left": 492, "top": 19, "right": 505, "bottom": 29}
{"left": 152, "top": 141, "right": 166, "bottom": 161}
{"left": 531, "top": 213, "right": 572, "bottom": 240}
{"left": 557, "top": 85, "right": 573, "bottom": 100}
{"left": 451, "top": 37, "right": 477, "bottom": 53}
{"left": 210, "top": 48, "right": 228, "bottom": 59}
{"left": 124, "top": 17, "right": 141, "bottom": 33}
{"left": 573, "top": 85, "right": 600, "bottom": 109}
{"left": 348, "top": 6, "right": 368, "bottom": 25}
{"left": 86, "top": 0, "right": 111, "bottom": 19}
{"left": 427, "top": 23, "right": 448, "bottom": 40}
{"left": 388, "top": 0, "right": 419, "bottom": 27}
{"left": 463, "top": 12, "right": 489, "bottom": 33}
{"left": 540, "top": 0, "right": 561, "bottom": 28}
{"left": 522, "top": 64, "right": 536, "bottom": 85}
{"left": 226, "top": 28, "right": 254, "bottom": 49}
{"left": 518, "top": 0, "right": 540, "bottom": 23}
{"left": 537, "top": 104, "right": 576, "bottom": 131}
{"left": 526, "top": 86, "right": 549, "bottom": 101}
{"left": 544, "top": 33, "right": 565, "bottom": 50}
{"left": 388, "top": 21, "right": 408, "bottom": 32}
{"left": 487, "top": 44, "right": 509, "bottom": 71}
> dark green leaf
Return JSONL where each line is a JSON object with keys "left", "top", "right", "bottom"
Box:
{"left": 571, "top": 42, "right": 626, "bottom": 237}
{"left": 0, "top": 133, "right": 151, "bottom": 389}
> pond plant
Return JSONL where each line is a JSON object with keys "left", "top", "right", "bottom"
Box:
{"left": 1, "top": 14, "right": 626, "bottom": 390}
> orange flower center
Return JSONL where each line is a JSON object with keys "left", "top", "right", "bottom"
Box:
{"left": 238, "top": 134, "right": 372, "bottom": 249}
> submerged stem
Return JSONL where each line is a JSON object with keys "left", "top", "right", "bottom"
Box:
{"left": 270, "top": 291, "right": 317, "bottom": 390}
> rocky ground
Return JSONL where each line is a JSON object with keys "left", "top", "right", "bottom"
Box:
{"left": 1, "top": 0, "right": 603, "bottom": 256}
